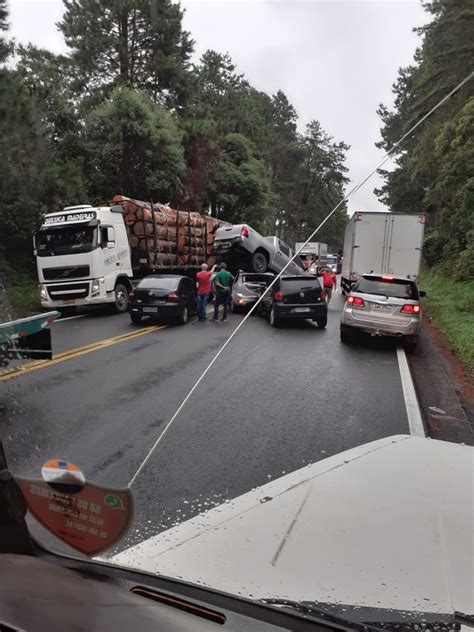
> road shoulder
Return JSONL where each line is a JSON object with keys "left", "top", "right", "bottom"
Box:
{"left": 409, "top": 319, "right": 474, "bottom": 445}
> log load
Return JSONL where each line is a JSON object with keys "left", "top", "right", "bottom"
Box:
{"left": 111, "top": 195, "right": 230, "bottom": 268}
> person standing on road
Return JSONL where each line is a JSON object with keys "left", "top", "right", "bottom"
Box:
{"left": 212, "top": 263, "right": 234, "bottom": 322}
{"left": 196, "top": 263, "right": 216, "bottom": 321}
{"left": 319, "top": 267, "right": 337, "bottom": 303}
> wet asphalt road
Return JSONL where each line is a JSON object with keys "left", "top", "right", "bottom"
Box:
{"left": 0, "top": 291, "right": 409, "bottom": 553}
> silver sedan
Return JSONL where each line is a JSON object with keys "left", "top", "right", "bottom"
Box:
{"left": 340, "top": 274, "right": 425, "bottom": 350}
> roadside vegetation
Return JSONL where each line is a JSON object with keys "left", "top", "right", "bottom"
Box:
{"left": 420, "top": 270, "right": 474, "bottom": 379}
{"left": 0, "top": 262, "right": 40, "bottom": 316}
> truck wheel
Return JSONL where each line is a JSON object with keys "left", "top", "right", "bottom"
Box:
{"left": 114, "top": 283, "right": 129, "bottom": 313}
{"left": 252, "top": 251, "right": 268, "bottom": 273}
{"left": 340, "top": 324, "right": 353, "bottom": 343}
{"left": 269, "top": 307, "right": 280, "bottom": 327}
{"left": 178, "top": 306, "right": 189, "bottom": 325}
{"left": 59, "top": 306, "right": 77, "bottom": 318}
{"left": 130, "top": 313, "right": 142, "bottom": 325}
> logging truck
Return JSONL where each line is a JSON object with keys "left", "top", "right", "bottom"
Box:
{"left": 34, "top": 196, "right": 230, "bottom": 314}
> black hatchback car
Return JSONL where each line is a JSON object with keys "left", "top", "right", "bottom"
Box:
{"left": 259, "top": 275, "right": 327, "bottom": 328}
{"left": 129, "top": 275, "right": 197, "bottom": 325}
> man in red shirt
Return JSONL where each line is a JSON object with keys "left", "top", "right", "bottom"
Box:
{"left": 196, "top": 263, "right": 217, "bottom": 321}
{"left": 319, "top": 267, "right": 337, "bottom": 303}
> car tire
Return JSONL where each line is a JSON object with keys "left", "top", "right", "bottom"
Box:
{"left": 316, "top": 316, "right": 327, "bottom": 329}
{"left": 59, "top": 306, "right": 77, "bottom": 318}
{"left": 404, "top": 338, "right": 419, "bottom": 353}
{"left": 130, "top": 313, "right": 142, "bottom": 325}
{"left": 340, "top": 324, "right": 353, "bottom": 343}
{"left": 269, "top": 306, "right": 280, "bottom": 327}
{"left": 252, "top": 251, "right": 268, "bottom": 273}
{"left": 178, "top": 306, "right": 189, "bottom": 325}
{"left": 114, "top": 283, "right": 129, "bottom": 313}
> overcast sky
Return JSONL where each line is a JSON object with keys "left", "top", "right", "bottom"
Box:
{"left": 7, "top": 0, "right": 426, "bottom": 214}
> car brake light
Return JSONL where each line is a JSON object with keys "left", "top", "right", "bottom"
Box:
{"left": 167, "top": 292, "right": 180, "bottom": 301}
{"left": 382, "top": 275, "right": 393, "bottom": 281}
{"left": 347, "top": 295, "right": 365, "bottom": 307}
{"left": 401, "top": 304, "right": 421, "bottom": 314}
{"left": 274, "top": 290, "right": 283, "bottom": 301}
{"left": 241, "top": 225, "right": 249, "bottom": 238}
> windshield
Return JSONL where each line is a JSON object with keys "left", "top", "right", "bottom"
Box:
{"left": 1, "top": 0, "right": 473, "bottom": 627}
{"left": 355, "top": 278, "right": 418, "bottom": 300}
{"left": 37, "top": 226, "right": 98, "bottom": 256}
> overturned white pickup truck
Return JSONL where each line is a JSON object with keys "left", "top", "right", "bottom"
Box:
{"left": 214, "top": 224, "right": 304, "bottom": 275}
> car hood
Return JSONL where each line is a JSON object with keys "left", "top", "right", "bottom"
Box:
{"left": 112, "top": 435, "right": 473, "bottom": 615}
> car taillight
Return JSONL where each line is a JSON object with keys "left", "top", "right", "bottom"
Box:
{"left": 274, "top": 290, "right": 283, "bottom": 301}
{"left": 382, "top": 275, "right": 393, "bottom": 281}
{"left": 241, "top": 225, "right": 249, "bottom": 238}
{"left": 347, "top": 295, "right": 365, "bottom": 307}
{"left": 401, "top": 304, "right": 421, "bottom": 314}
{"left": 167, "top": 292, "right": 180, "bottom": 301}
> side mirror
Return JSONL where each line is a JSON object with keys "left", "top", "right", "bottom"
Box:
{"left": 419, "top": 290, "right": 426, "bottom": 297}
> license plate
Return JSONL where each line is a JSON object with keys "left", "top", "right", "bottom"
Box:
{"left": 143, "top": 306, "right": 158, "bottom": 313}
{"left": 63, "top": 299, "right": 75, "bottom": 305}
{"left": 219, "top": 243, "right": 231, "bottom": 250}
{"left": 294, "top": 307, "right": 310, "bottom": 313}
{"left": 372, "top": 303, "right": 391, "bottom": 312}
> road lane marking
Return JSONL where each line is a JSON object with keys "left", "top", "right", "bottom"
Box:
{"left": 396, "top": 346, "right": 426, "bottom": 437}
{"left": 0, "top": 325, "right": 167, "bottom": 382}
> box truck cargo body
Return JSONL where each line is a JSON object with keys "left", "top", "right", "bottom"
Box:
{"left": 341, "top": 212, "right": 425, "bottom": 294}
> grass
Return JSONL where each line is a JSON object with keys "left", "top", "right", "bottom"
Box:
{"left": 0, "top": 262, "right": 41, "bottom": 317}
{"left": 420, "top": 270, "right": 474, "bottom": 378}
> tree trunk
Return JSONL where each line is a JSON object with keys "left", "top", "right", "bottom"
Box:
{"left": 118, "top": 5, "right": 130, "bottom": 85}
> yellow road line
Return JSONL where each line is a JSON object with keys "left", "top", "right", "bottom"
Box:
{"left": 0, "top": 325, "right": 167, "bottom": 382}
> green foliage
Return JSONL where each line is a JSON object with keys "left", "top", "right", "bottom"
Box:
{"left": 58, "top": 0, "right": 194, "bottom": 107}
{"left": 84, "top": 87, "right": 185, "bottom": 202}
{"left": 0, "top": 261, "right": 40, "bottom": 316}
{"left": 208, "top": 133, "right": 272, "bottom": 229}
{"left": 376, "top": 1, "right": 474, "bottom": 280}
{"left": 421, "top": 270, "right": 474, "bottom": 377}
{"left": 0, "top": 0, "right": 10, "bottom": 62}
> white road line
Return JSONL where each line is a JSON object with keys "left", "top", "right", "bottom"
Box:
{"left": 396, "top": 346, "right": 426, "bottom": 437}
{"left": 55, "top": 314, "right": 88, "bottom": 322}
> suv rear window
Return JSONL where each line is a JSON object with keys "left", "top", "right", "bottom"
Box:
{"left": 355, "top": 277, "right": 418, "bottom": 299}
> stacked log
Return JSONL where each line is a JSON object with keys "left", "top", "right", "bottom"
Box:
{"left": 112, "top": 195, "right": 230, "bottom": 268}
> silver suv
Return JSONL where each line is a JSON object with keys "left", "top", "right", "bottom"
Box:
{"left": 340, "top": 274, "right": 426, "bottom": 350}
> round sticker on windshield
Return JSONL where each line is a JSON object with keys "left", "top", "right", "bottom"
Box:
{"left": 41, "top": 459, "right": 85, "bottom": 494}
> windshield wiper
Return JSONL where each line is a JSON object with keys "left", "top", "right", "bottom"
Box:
{"left": 263, "top": 600, "right": 463, "bottom": 632}
{"left": 260, "top": 598, "right": 380, "bottom": 631}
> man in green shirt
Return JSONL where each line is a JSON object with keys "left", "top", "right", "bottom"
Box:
{"left": 212, "top": 263, "right": 234, "bottom": 322}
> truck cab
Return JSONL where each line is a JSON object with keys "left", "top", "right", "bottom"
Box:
{"left": 36, "top": 205, "right": 133, "bottom": 313}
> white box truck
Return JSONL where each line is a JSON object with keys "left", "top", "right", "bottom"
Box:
{"left": 341, "top": 211, "right": 425, "bottom": 294}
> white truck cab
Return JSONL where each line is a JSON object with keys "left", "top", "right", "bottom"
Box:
{"left": 36, "top": 205, "right": 133, "bottom": 313}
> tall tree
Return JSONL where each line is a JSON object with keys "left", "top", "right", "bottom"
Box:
{"left": 376, "top": 0, "right": 474, "bottom": 277}
{"left": 84, "top": 87, "right": 185, "bottom": 202}
{"left": 0, "top": 0, "right": 10, "bottom": 62}
{"left": 58, "top": 0, "right": 194, "bottom": 107}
